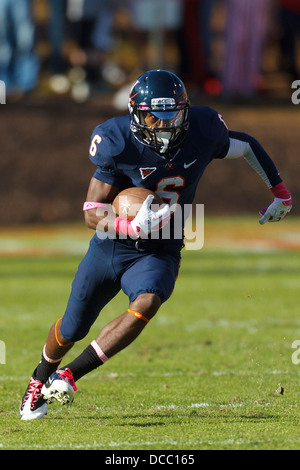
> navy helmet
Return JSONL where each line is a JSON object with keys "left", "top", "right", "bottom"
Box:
{"left": 128, "top": 70, "right": 190, "bottom": 155}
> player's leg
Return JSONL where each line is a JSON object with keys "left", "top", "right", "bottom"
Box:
{"left": 61, "top": 292, "right": 161, "bottom": 376}
{"left": 90, "top": 252, "right": 180, "bottom": 360}
{"left": 32, "top": 318, "right": 74, "bottom": 381}
{"left": 20, "top": 237, "right": 119, "bottom": 420}
{"left": 43, "top": 291, "right": 160, "bottom": 395}
{"left": 43, "top": 250, "right": 181, "bottom": 400}
{"left": 94, "top": 292, "right": 161, "bottom": 358}
{"left": 20, "top": 319, "right": 74, "bottom": 420}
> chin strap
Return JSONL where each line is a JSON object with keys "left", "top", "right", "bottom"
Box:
{"left": 159, "top": 137, "right": 170, "bottom": 154}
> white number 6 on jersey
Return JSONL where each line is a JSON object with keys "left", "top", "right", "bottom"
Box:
{"left": 89, "top": 134, "right": 102, "bottom": 157}
{"left": 156, "top": 176, "right": 185, "bottom": 212}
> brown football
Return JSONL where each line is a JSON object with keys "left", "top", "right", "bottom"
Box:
{"left": 112, "top": 187, "right": 165, "bottom": 220}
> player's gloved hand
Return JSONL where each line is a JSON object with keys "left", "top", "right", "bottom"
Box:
{"left": 259, "top": 182, "right": 292, "bottom": 225}
{"left": 115, "top": 195, "right": 171, "bottom": 238}
{"left": 131, "top": 195, "right": 171, "bottom": 236}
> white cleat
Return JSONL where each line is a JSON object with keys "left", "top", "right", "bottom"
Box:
{"left": 41, "top": 368, "right": 77, "bottom": 406}
{"left": 20, "top": 377, "right": 48, "bottom": 420}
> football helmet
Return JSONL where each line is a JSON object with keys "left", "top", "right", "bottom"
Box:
{"left": 128, "top": 70, "right": 190, "bottom": 155}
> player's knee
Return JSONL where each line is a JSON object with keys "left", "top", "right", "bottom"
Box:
{"left": 130, "top": 293, "right": 161, "bottom": 320}
{"left": 60, "top": 319, "right": 91, "bottom": 343}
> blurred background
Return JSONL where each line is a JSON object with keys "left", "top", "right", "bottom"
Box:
{"left": 0, "top": 0, "right": 299, "bottom": 226}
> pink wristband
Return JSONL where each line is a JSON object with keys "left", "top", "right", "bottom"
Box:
{"left": 83, "top": 201, "right": 109, "bottom": 211}
{"left": 114, "top": 216, "right": 137, "bottom": 237}
{"left": 271, "top": 183, "right": 292, "bottom": 204}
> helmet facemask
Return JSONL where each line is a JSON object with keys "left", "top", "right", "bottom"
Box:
{"left": 131, "top": 106, "right": 189, "bottom": 155}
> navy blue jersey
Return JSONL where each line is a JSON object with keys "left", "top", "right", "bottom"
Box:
{"left": 88, "top": 105, "right": 281, "bottom": 243}
{"left": 89, "top": 107, "right": 230, "bottom": 210}
{"left": 58, "top": 107, "right": 284, "bottom": 343}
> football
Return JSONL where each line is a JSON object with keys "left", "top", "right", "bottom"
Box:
{"left": 112, "top": 187, "right": 164, "bottom": 220}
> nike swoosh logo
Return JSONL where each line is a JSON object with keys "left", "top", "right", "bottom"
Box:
{"left": 184, "top": 159, "right": 197, "bottom": 169}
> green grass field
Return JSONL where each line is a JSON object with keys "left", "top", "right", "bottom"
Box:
{"left": 1, "top": 218, "right": 300, "bottom": 451}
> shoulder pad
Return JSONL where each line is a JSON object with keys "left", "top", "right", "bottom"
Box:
{"left": 89, "top": 116, "right": 130, "bottom": 167}
{"left": 189, "top": 106, "right": 228, "bottom": 140}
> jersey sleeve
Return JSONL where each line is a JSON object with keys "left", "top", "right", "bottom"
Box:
{"left": 88, "top": 120, "right": 127, "bottom": 188}
{"left": 225, "top": 130, "right": 282, "bottom": 188}
{"left": 201, "top": 108, "right": 230, "bottom": 159}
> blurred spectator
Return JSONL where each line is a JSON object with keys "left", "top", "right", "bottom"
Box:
{"left": 48, "top": 0, "right": 67, "bottom": 75}
{"left": 199, "top": 0, "right": 216, "bottom": 79}
{"left": 128, "top": 0, "right": 183, "bottom": 71}
{"left": 177, "top": 0, "right": 216, "bottom": 89}
{"left": 0, "top": 0, "right": 39, "bottom": 98}
{"left": 46, "top": 0, "right": 126, "bottom": 100}
{"left": 278, "top": 0, "right": 300, "bottom": 81}
{"left": 66, "top": 0, "right": 121, "bottom": 83}
{"left": 46, "top": 0, "right": 123, "bottom": 99}
{"left": 221, "top": 0, "right": 271, "bottom": 99}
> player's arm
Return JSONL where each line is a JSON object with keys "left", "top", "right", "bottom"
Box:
{"left": 86, "top": 124, "right": 170, "bottom": 237}
{"left": 224, "top": 131, "right": 292, "bottom": 224}
{"left": 83, "top": 177, "right": 120, "bottom": 232}
{"left": 83, "top": 177, "right": 170, "bottom": 237}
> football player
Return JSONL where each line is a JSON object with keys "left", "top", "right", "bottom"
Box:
{"left": 20, "top": 70, "right": 292, "bottom": 419}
